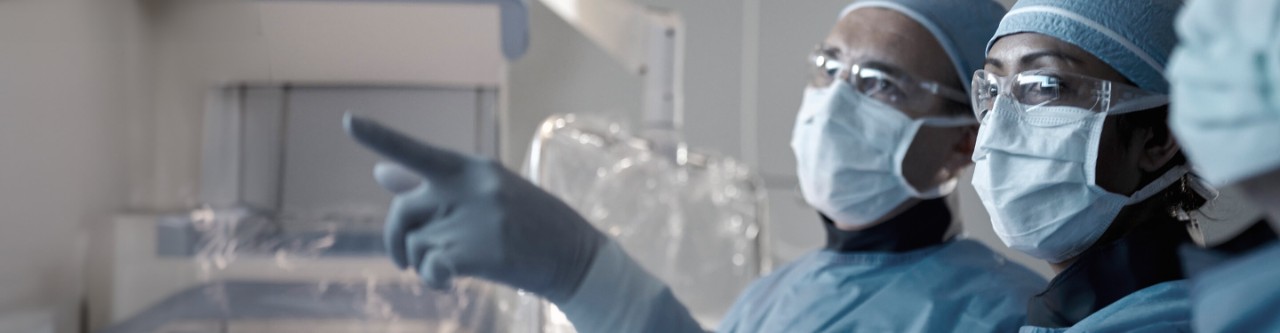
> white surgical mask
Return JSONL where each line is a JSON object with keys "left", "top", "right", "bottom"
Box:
{"left": 792, "top": 81, "right": 975, "bottom": 228}
{"left": 971, "top": 96, "right": 1187, "bottom": 263}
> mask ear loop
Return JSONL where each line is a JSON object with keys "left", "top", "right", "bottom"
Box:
{"left": 1172, "top": 172, "right": 1219, "bottom": 246}
{"left": 1108, "top": 94, "right": 1170, "bottom": 115}
{"left": 893, "top": 117, "right": 978, "bottom": 199}
{"left": 1173, "top": 174, "right": 1207, "bottom": 245}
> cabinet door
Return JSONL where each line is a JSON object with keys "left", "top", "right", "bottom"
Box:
{"left": 201, "top": 85, "right": 500, "bottom": 217}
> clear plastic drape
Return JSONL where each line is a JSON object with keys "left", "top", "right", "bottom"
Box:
{"left": 524, "top": 114, "right": 768, "bottom": 331}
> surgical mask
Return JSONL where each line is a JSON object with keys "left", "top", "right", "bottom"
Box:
{"left": 792, "top": 80, "right": 975, "bottom": 228}
{"left": 971, "top": 95, "right": 1188, "bottom": 263}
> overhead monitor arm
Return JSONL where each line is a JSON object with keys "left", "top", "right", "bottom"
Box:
{"left": 539, "top": 0, "right": 683, "bottom": 132}
{"left": 262, "top": 0, "right": 682, "bottom": 132}
{"left": 261, "top": 0, "right": 529, "bottom": 61}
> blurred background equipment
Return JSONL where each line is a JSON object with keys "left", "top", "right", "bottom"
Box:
{"left": 7, "top": 0, "right": 1268, "bottom": 332}
{"left": 524, "top": 0, "right": 767, "bottom": 329}
{"left": 526, "top": 114, "right": 766, "bottom": 330}
{"left": 81, "top": 0, "right": 767, "bottom": 331}
{"left": 82, "top": 0, "right": 518, "bottom": 331}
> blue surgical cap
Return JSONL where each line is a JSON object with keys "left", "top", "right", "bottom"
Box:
{"left": 988, "top": 0, "right": 1183, "bottom": 94}
{"left": 1168, "top": 0, "right": 1280, "bottom": 185}
{"left": 840, "top": 0, "right": 1007, "bottom": 92}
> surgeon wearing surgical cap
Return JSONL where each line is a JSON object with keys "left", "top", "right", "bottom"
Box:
{"left": 345, "top": 0, "right": 1045, "bottom": 332}
{"left": 720, "top": 0, "right": 1042, "bottom": 332}
{"left": 971, "top": 0, "right": 1216, "bottom": 331}
{"left": 1167, "top": 0, "right": 1280, "bottom": 331}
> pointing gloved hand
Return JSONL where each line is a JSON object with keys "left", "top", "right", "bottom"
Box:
{"left": 345, "top": 114, "right": 704, "bottom": 332}
{"left": 344, "top": 114, "right": 605, "bottom": 303}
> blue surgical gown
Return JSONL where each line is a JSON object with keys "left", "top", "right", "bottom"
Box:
{"left": 1017, "top": 213, "right": 1194, "bottom": 333}
{"left": 1019, "top": 280, "right": 1191, "bottom": 333}
{"left": 1191, "top": 242, "right": 1280, "bottom": 333}
{"left": 717, "top": 239, "right": 1045, "bottom": 333}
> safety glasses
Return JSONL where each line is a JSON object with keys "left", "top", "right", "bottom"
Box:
{"left": 970, "top": 69, "right": 1169, "bottom": 120}
{"left": 810, "top": 49, "right": 969, "bottom": 113}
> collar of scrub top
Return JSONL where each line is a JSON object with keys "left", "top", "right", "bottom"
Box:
{"left": 820, "top": 197, "right": 954, "bottom": 253}
{"left": 1026, "top": 210, "right": 1193, "bottom": 328}
{"left": 1180, "top": 220, "right": 1279, "bottom": 278}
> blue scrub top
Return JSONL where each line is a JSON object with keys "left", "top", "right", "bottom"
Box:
{"left": 718, "top": 239, "right": 1045, "bottom": 333}
{"left": 1017, "top": 210, "right": 1197, "bottom": 333}
{"left": 1019, "top": 280, "right": 1191, "bottom": 333}
{"left": 1192, "top": 242, "right": 1280, "bottom": 333}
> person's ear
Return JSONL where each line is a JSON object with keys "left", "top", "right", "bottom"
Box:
{"left": 1137, "top": 126, "right": 1180, "bottom": 172}
{"left": 941, "top": 124, "right": 977, "bottom": 176}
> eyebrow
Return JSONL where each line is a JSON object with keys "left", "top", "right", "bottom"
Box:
{"left": 984, "top": 58, "right": 1004, "bottom": 69}
{"left": 856, "top": 60, "right": 907, "bottom": 77}
{"left": 816, "top": 43, "right": 842, "bottom": 58}
{"left": 815, "top": 46, "right": 910, "bottom": 78}
{"left": 1019, "top": 50, "right": 1084, "bottom": 66}
{"left": 985, "top": 50, "right": 1084, "bottom": 70}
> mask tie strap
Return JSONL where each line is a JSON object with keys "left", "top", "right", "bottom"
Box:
{"left": 919, "top": 116, "right": 979, "bottom": 127}
{"left": 1125, "top": 164, "right": 1190, "bottom": 205}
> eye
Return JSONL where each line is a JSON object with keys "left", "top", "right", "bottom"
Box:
{"left": 813, "top": 55, "right": 843, "bottom": 79}
{"left": 854, "top": 70, "right": 906, "bottom": 103}
{"left": 1016, "top": 74, "right": 1063, "bottom": 105}
{"left": 823, "top": 60, "right": 842, "bottom": 78}
{"left": 980, "top": 81, "right": 999, "bottom": 99}
{"left": 972, "top": 79, "right": 999, "bottom": 119}
{"left": 971, "top": 73, "right": 1000, "bottom": 101}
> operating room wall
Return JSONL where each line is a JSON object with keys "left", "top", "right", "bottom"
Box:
{"left": 0, "top": 1, "right": 509, "bottom": 330}
{"left": 84, "top": 2, "right": 507, "bottom": 329}
{"left": 0, "top": 0, "right": 139, "bottom": 332}
{"left": 129, "top": 1, "right": 506, "bottom": 212}
{"left": 509, "top": 0, "right": 1051, "bottom": 276}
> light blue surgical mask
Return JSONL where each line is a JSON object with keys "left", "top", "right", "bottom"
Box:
{"left": 971, "top": 95, "right": 1188, "bottom": 263}
{"left": 792, "top": 81, "right": 975, "bottom": 228}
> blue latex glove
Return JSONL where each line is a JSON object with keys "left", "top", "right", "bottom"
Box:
{"left": 344, "top": 114, "right": 604, "bottom": 303}
{"left": 345, "top": 114, "right": 704, "bottom": 332}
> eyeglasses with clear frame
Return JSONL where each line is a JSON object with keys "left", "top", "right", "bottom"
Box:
{"left": 809, "top": 45, "right": 970, "bottom": 113}
{"left": 969, "top": 69, "right": 1169, "bottom": 120}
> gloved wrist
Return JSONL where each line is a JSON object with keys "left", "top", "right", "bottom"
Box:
{"left": 556, "top": 240, "right": 701, "bottom": 333}
{"left": 536, "top": 214, "right": 607, "bottom": 304}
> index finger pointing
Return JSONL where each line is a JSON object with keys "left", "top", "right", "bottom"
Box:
{"left": 344, "top": 113, "right": 470, "bottom": 179}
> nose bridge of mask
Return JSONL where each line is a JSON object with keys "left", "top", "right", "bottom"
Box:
{"left": 825, "top": 81, "right": 915, "bottom": 149}
{"left": 821, "top": 81, "right": 972, "bottom": 199}
{"left": 798, "top": 83, "right": 838, "bottom": 119}
{"left": 853, "top": 86, "right": 915, "bottom": 131}
{"left": 794, "top": 79, "right": 976, "bottom": 226}
{"left": 975, "top": 96, "right": 1099, "bottom": 165}
{"left": 793, "top": 81, "right": 920, "bottom": 226}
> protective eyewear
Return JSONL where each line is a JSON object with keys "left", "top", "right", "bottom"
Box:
{"left": 970, "top": 69, "right": 1169, "bottom": 120}
{"left": 810, "top": 48, "right": 969, "bottom": 112}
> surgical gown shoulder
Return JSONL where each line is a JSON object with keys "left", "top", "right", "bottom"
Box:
{"left": 1192, "top": 242, "right": 1280, "bottom": 333}
{"left": 1019, "top": 280, "right": 1191, "bottom": 333}
{"left": 717, "top": 239, "right": 1045, "bottom": 333}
